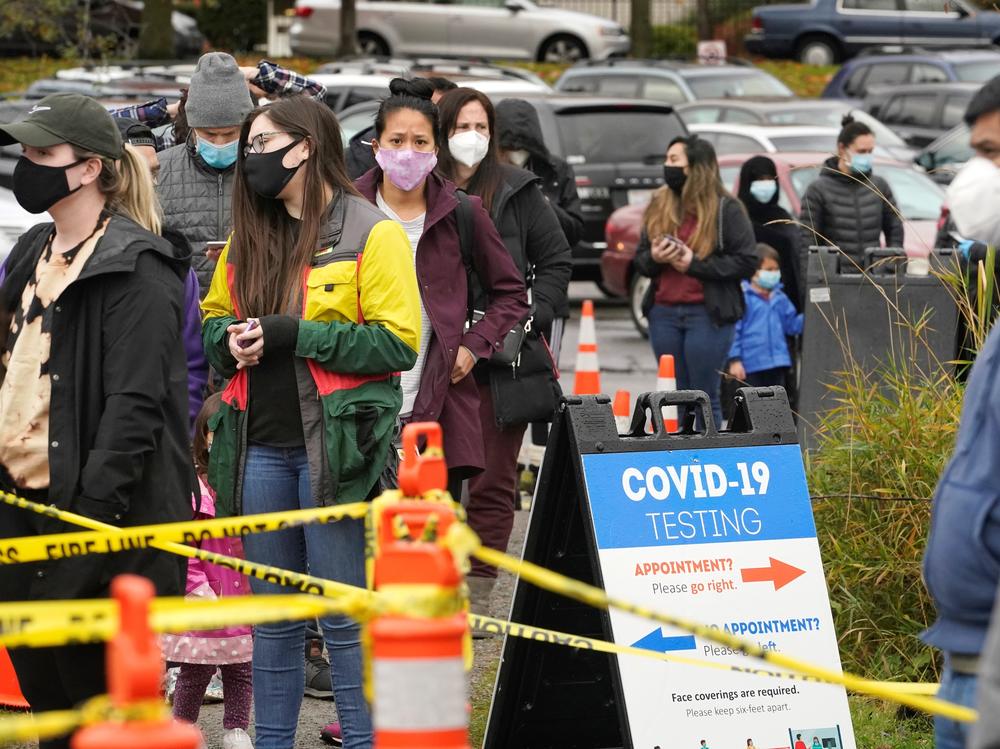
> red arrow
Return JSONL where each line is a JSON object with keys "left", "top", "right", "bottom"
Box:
{"left": 740, "top": 557, "right": 806, "bottom": 591}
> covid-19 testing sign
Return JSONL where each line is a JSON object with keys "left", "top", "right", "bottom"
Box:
{"left": 581, "top": 443, "right": 857, "bottom": 749}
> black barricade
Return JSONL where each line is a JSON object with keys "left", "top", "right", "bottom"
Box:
{"left": 797, "top": 246, "right": 959, "bottom": 449}
{"left": 483, "top": 387, "right": 800, "bottom": 749}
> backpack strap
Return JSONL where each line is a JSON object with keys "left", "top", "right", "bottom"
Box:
{"left": 454, "top": 189, "right": 475, "bottom": 327}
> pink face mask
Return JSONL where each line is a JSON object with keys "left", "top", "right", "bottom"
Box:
{"left": 375, "top": 147, "right": 438, "bottom": 192}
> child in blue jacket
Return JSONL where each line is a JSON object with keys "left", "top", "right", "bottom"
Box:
{"left": 727, "top": 243, "right": 803, "bottom": 387}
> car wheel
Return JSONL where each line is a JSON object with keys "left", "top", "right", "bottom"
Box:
{"left": 539, "top": 34, "right": 588, "bottom": 64}
{"left": 595, "top": 280, "right": 616, "bottom": 298}
{"left": 796, "top": 36, "right": 838, "bottom": 66}
{"left": 629, "top": 275, "right": 650, "bottom": 339}
{"left": 358, "top": 32, "right": 390, "bottom": 56}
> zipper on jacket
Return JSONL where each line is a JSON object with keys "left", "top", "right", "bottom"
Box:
{"left": 217, "top": 174, "right": 225, "bottom": 241}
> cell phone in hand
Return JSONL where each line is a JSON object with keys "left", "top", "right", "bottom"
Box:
{"left": 238, "top": 319, "right": 258, "bottom": 349}
{"left": 659, "top": 234, "right": 681, "bottom": 246}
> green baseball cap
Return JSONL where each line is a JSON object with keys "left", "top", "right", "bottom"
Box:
{"left": 0, "top": 93, "right": 123, "bottom": 160}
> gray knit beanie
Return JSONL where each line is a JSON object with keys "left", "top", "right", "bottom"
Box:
{"left": 185, "top": 52, "right": 254, "bottom": 129}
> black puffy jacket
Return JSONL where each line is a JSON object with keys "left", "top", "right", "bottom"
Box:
{"left": 798, "top": 156, "right": 904, "bottom": 266}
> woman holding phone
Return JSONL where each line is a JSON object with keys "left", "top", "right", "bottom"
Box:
{"left": 201, "top": 95, "right": 421, "bottom": 749}
{"left": 633, "top": 136, "right": 757, "bottom": 427}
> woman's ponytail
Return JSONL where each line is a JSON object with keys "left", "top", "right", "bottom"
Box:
{"left": 113, "top": 144, "right": 162, "bottom": 235}
{"left": 70, "top": 143, "right": 162, "bottom": 235}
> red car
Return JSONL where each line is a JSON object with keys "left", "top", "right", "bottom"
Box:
{"left": 601, "top": 151, "right": 945, "bottom": 336}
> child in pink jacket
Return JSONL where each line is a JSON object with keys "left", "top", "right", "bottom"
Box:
{"left": 161, "top": 393, "right": 253, "bottom": 749}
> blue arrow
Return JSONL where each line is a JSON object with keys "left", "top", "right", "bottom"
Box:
{"left": 630, "top": 629, "right": 697, "bottom": 653}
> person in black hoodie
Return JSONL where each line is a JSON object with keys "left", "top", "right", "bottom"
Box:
{"left": 0, "top": 93, "right": 190, "bottom": 749}
{"left": 737, "top": 155, "right": 804, "bottom": 312}
{"left": 436, "top": 86, "right": 572, "bottom": 619}
{"left": 495, "top": 98, "right": 584, "bottom": 250}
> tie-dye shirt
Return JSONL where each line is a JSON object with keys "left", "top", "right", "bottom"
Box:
{"left": 0, "top": 216, "right": 108, "bottom": 489}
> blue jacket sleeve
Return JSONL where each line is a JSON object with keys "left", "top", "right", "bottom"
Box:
{"left": 777, "top": 293, "right": 804, "bottom": 336}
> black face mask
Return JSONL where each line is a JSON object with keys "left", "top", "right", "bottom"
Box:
{"left": 243, "top": 139, "right": 304, "bottom": 199}
{"left": 663, "top": 165, "right": 687, "bottom": 195}
{"left": 13, "top": 157, "right": 87, "bottom": 214}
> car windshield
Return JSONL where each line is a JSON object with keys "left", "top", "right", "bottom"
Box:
{"left": 555, "top": 110, "right": 685, "bottom": 164}
{"left": 684, "top": 71, "right": 793, "bottom": 99}
{"left": 953, "top": 61, "right": 1000, "bottom": 83}
{"left": 788, "top": 164, "right": 944, "bottom": 221}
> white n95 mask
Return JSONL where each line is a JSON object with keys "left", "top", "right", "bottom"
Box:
{"left": 448, "top": 130, "right": 490, "bottom": 168}
{"left": 947, "top": 156, "right": 1000, "bottom": 246}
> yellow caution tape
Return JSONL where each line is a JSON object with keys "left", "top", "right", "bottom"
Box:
{"left": 450, "top": 524, "right": 975, "bottom": 722}
{"left": 0, "top": 694, "right": 166, "bottom": 744}
{"left": 468, "top": 614, "right": 940, "bottom": 696}
{"left": 0, "top": 491, "right": 376, "bottom": 602}
{"left": 0, "top": 502, "right": 369, "bottom": 565}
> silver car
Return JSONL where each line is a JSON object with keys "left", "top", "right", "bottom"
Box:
{"left": 289, "top": 0, "right": 630, "bottom": 62}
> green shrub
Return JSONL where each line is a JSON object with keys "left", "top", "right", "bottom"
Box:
{"left": 806, "top": 253, "right": 995, "bottom": 685}
{"left": 650, "top": 25, "right": 697, "bottom": 59}
{"left": 194, "top": 0, "right": 268, "bottom": 53}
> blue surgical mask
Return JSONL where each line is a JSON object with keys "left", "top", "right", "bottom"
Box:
{"left": 850, "top": 152, "right": 873, "bottom": 174}
{"left": 755, "top": 269, "right": 781, "bottom": 290}
{"left": 749, "top": 179, "right": 777, "bottom": 204}
{"left": 197, "top": 138, "right": 239, "bottom": 170}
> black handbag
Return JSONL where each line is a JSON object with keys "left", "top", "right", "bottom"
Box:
{"left": 489, "top": 331, "right": 562, "bottom": 429}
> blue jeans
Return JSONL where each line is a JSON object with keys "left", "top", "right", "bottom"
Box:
{"left": 648, "top": 304, "right": 735, "bottom": 427}
{"left": 935, "top": 667, "right": 977, "bottom": 749}
{"left": 241, "top": 444, "right": 372, "bottom": 749}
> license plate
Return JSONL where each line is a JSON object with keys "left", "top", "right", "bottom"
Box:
{"left": 627, "top": 189, "right": 654, "bottom": 205}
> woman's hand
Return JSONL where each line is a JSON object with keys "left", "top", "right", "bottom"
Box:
{"left": 669, "top": 242, "right": 694, "bottom": 273}
{"left": 727, "top": 360, "right": 746, "bottom": 382}
{"left": 450, "top": 346, "right": 477, "bottom": 384}
{"left": 227, "top": 319, "right": 264, "bottom": 370}
{"left": 650, "top": 236, "right": 675, "bottom": 264}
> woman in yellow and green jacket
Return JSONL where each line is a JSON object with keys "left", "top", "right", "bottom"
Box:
{"left": 201, "top": 96, "right": 419, "bottom": 749}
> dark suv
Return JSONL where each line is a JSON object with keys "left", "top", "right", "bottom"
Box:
{"left": 821, "top": 49, "right": 1000, "bottom": 103}
{"left": 503, "top": 96, "right": 687, "bottom": 282}
{"left": 746, "top": 0, "right": 1000, "bottom": 65}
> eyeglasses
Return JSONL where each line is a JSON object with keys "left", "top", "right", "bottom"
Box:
{"left": 243, "top": 130, "right": 293, "bottom": 157}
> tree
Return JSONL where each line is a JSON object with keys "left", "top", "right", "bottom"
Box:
{"left": 630, "top": 0, "right": 651, "bottom": 58}
{"left": 336, "top": 0, "right": 358, "bottom": 57}
{"left": 0, "top": 0, "right": 76, "bottom": 55}
{"left": 695, "top": 0, "right": 712, "bottom": 41}
{"left": 139, "top": 0, "right": 174, "bottom": 59}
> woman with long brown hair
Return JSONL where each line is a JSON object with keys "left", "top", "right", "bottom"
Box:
{"left": 634, "top": 135, "right": 757, "bottom": 427}
{"left": 201, "top": 95, "right": 421, "bottom": 749}
{"left": 435, "top": 87, "right": 571, "bottom": 618}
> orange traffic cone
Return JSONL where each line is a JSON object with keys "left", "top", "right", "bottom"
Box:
{"left": 657, "top": 355, "right": 678, "bottom": 433}
{"left": 573, "top": 300, "right": 601, "bottom": 395}
{"left": 0, "top": 646, "right": 28, "bottom": 709}
{"left": 613, "top": 390, "right": 631, "bottom": 434}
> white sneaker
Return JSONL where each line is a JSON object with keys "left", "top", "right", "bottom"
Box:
{"left": 222, "top": 727, "right": 254, "bottom": 749}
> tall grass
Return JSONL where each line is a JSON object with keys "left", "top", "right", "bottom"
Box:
{"left": 804, "top": 242, "right": 996, "bottom": 686}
